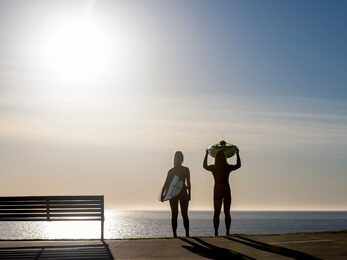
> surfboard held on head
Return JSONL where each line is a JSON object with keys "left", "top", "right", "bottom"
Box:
{"left": 208, "top": 140, "right": 238, "bottom": 158}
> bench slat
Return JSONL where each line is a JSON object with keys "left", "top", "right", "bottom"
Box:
{"left": 0, "top": 205, "right": 47, "bottom": 209}
{"left": 0, "top": 205, "right": 102, "bottom": 210}
{"left": 0, "top": 214, "right": 48, "bottom": 218}
{"left": 0, "top": 201, "right": 47, "bottom": 205}
{"left": 46, "top": 196, "right": 103, "bottom": 200}
{"left": 49, "top": 205, "right": 102, "bottom": 209}
{"left": 0, "top": 196, "right": 103, "bottom": 201}
{"left": 0, "top": 198, "right": 47, "bottom": 202}
{"left": 0, "top": 201, "right": 101, "bottom": 205}
{"left": 49, "top": 201, "right": 102, "bottom": 205}
{"left": 0, "top": 210, "right": 48, "bottom": 213}
{"left": 47, "top": 218, "right": 102, "bottom": 221}
{"left": 48, "top": 213, "right": 102, "bottom": 217}
{"left": 50, "top": 209, "right": 102, "bottom": 213}
{"left": 0, "top": 209, "right": 102, "bottom": 214}
{"left": 0, "top": 217, "right": 102, "bottom": 220}
{"left": 0, "top": 218, "right": 48, "bottom": 221}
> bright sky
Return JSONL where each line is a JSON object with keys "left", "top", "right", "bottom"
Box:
{"left": 1, "top": 0, "right": 347, "bottom": 210}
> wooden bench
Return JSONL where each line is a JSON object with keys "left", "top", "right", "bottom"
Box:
{"left": 0, "top": 195, "right": 105, "bottom": 240}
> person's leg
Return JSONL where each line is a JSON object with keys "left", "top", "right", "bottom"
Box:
{"left": 224, "top": 199, "right": 232, "bottom": 236}
{"left": 169, "top": 199, "right": 179, "bottom": 237}
{"left": 213, "top": 199, "right": 223, "bottom": 236}
{"left": 180, "top": 199, "right": 190, "bottom": 237}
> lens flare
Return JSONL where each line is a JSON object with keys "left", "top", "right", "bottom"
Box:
{"left": 42, "top": 17, "right": 113, "bottom": 85}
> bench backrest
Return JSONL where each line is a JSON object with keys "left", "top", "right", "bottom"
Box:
{"left": 0, "top": 195, "right": 104, "bottom": 239}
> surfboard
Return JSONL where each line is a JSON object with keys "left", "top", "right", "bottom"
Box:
{"left": 160, "top": 175, "right": 184, "bottom": 202}
{"left": 208, "top": 140, "right": 237, "bottom": 158}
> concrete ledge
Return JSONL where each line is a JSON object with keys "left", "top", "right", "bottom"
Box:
{"left": 1, "top": 231, "right": 346, "bottom": 259}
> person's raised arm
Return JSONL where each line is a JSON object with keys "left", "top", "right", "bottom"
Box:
{"left": 229, "top": 147, "right": 241, "bottom": 171}
{"left": 203, "top": 149, "right": 212, "bottom": 171}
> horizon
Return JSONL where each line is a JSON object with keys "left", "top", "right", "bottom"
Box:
{"left": 1, "top": 0, "right": 347, "bottom": 211}
{"left": 105, "top": 208, "right": 347, "bottom": 212}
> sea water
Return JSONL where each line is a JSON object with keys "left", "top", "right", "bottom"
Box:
{"left": 1, "top": 211, "right": 347, "bottom": 240}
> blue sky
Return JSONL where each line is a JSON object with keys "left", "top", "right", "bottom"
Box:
{"left": 0, "top": 0, "right": 347, "bottom": 210}
{"left": 2, "top": 0, "right": 347, "bottom": 98}
{"left": 201, "top": 0, "right": 347, "bottom": 99}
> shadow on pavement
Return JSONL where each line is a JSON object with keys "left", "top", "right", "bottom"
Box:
{"left": 225, "top": 235, "right": 321, "bottom": 260}
{"left": 0, "top": 242, "right": 114, "bottom": 260}
{"left": 181, "top": 237, "right": 254, "bottom": 259}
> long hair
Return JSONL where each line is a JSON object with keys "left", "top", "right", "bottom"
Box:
{"left": 174, "top": 151, "right": 184, "bottom": 167}
{"left": 215, "top": 150, "right": 227, "bottom": 167}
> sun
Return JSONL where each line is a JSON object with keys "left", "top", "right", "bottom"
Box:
{"left": 42, "top": 17, "right": 113, "bottom": 85}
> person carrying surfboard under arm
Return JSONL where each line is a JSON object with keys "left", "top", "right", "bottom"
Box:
{"left": 160, "top": 151, "right": 191, "bottom": 238}
{"left": 203, "top": 142, "right": 241, "bottom": 236}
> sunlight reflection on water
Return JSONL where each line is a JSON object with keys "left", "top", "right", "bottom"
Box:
{"left": 1, "top": 211, "right": 347, "bottom": 240}
{"left": 0, "top": 211, "right": 175, "bottom": 240}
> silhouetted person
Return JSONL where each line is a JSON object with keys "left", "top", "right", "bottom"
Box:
{"left": 203, "top": 148, "right": 241, "bottom": 236}
{"left": 161, "top": 151, "right": 191, "bottom": 237}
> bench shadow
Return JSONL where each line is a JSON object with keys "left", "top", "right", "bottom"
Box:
{"left": 180, "top": 237, "right": 254, "bottom": 259}
{"left": 225, "top": 235, "right": 321, "bottom": 260}
{"left": 0, "top": 241, "right": 114, "bottom": 260}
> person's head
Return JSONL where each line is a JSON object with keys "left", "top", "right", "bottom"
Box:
{"left": 174, "top": 151, "right": 184, "bottom": 167}
{"left": 215, "top": 150, "right": 227, "bottom": 167}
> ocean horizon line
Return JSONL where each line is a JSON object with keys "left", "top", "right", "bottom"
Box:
{"left": 105, "top": 209, "right": 347, "bottom": 212}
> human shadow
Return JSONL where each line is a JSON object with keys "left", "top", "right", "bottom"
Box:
{"left": 225, "top": 235, "right": 321, "bottom": 260}
{"left": 0, "top": 242, "right": 114, "bottom": 260}
{"left": 180, "top": 237, "right": 254, "bottom": 259}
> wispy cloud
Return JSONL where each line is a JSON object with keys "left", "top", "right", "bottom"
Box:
{"left": 1, "top": 94, "right": 346, "bottom": 153}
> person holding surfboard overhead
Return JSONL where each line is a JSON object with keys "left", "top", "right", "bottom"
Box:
{"left": 203, "top": 141, "right": 241, "bottom": 236}
{"left": 160, "top": 151, "right": 191, "bottom": 238}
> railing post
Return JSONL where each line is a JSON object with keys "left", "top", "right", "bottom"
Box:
{"left": 46, "top": 197, "right": 50, "bottom": 221}
{"left": 101, "top": 195, "right": 104, "bottom": 240}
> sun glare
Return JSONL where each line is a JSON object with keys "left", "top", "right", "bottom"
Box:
{"left": 42, "top": 17, "right": 113, "bottom": 85}
{"left": 44, "top": 221, "right": 100, "bottom": 239}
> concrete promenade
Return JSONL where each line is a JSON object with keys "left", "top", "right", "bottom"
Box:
{"left": 0, "top": 231, "right": 346, "bottom": 259}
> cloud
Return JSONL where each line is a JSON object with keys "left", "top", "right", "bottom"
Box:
{"left": 1, "top": 93, "right": 346, "bottom": 153}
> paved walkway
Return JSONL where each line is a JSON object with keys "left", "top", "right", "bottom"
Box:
{"left": 0, "top": 231, "right": 346, "bottom": 259}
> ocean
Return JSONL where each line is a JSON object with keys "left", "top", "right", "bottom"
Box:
{"left": 1, "top": 211, "right": 347, "bottom": 240}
